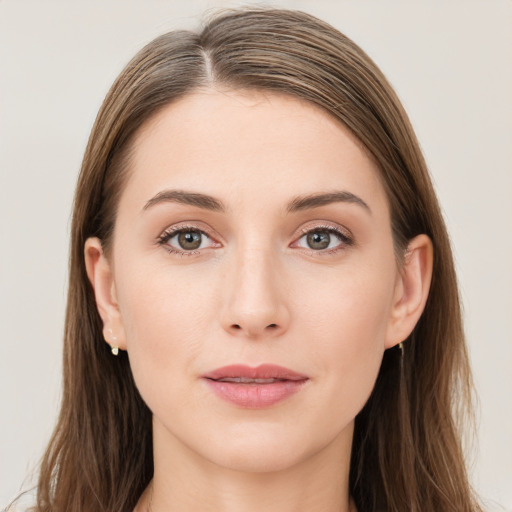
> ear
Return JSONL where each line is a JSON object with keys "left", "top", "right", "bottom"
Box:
{"left": 385, "top": 234, "right": 433, "bottom": 349}
{"left": 84, "top": 237, "right": 127, "bottom": 351}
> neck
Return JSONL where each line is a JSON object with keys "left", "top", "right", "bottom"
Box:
{"left": 136, "top": 418, "right": 356, "bottom": 512}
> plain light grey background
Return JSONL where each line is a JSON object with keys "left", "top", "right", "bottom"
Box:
{"left": 1, "top": 1, "right": 511, "bottom": 509}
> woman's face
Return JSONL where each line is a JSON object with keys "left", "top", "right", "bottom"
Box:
{"left": 100, "top": 89, "right": 405, "bottom": 472}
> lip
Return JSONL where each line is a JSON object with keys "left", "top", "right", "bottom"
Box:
{"left": 202, "top": 364, "right": 309, "bottom": 408}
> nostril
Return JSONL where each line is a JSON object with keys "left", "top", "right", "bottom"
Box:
{"left": 229, "top": 323, "right": 279, "bottom": 333}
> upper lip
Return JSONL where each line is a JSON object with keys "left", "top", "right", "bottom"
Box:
{"left": 202, "top": 364, "right": 309, "bottom": 381}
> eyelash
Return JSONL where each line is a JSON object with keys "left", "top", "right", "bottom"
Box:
{"left": 156, "top": 223, "right": 354, "bottom": 257}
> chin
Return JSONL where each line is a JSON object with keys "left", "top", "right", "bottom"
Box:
{"left": 187, "top": 418, "right": 351, "bottom": 475}
{"left": 206, "top": 438, "right": 313, "bottom": 474}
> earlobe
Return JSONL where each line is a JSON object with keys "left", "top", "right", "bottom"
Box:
{"left": 84, "top": 237, "right": 127, "bottom": 351}
{"left": 385, "top": 234, "right": 433, "bottom": 349}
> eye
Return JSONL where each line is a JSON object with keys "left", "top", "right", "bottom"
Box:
{"left": 157, "top": 226, "right": 219, "bottom": 254}
{"left": 294, "top": 226, "right": 353, "bottom": 253}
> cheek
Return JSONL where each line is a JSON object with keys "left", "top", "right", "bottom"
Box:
{"left": 296, "top": 261, "right": 395, "bottom": 413}
{"left": 298, "top": 258, "right": 395, "bottom": 349}
{"left": 116, "top": 262, "right": 219, "bottom": 408}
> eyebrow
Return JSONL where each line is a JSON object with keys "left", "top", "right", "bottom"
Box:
{"left": 142, "top": 189, "right": 371, "bottom": 215}
{"left": 286, "top": 191, "right": 371, "bottom": 214}
{"left": 143, "top": 190, "right": 225, "bottom": 212}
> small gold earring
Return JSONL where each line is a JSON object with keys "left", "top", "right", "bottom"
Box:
{"left": 398, "top": 342, "right": 404, "bottom": 357}
{"left": 111, "top": 346, "right": 119, "bottom": 356}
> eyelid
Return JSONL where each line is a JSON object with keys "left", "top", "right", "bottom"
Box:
{"left": 158, "top": 221, "right": 218, "bottom": 239}
{"left": 294, "top": 221, "right": 353, "bottom": 242}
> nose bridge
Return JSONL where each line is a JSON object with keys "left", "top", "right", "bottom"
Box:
{"left": 221, "top": 239, "right": 289, "bottom": 339}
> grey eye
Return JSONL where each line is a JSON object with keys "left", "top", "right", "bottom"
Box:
{"left": 176, "top": 230, "right": 203, "bottom": 250}
{"left": 159, "top": 226, "right": 220, "bottom": 255}
{"left": 165, "top": 229, "right": 210, "bottom": 251}
{"left": 306, "top": 231, "right": 331, "bottom": 250}
{"left": 295, "top": 227, "right": 350, "bottom": 252}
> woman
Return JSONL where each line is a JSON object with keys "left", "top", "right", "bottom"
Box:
{"left": 18, "top": 7, "right": 482, "bottom": 512}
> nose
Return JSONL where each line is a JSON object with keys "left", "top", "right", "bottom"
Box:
{"left": 220, "top": 247, "right": 290, "bottom": 340}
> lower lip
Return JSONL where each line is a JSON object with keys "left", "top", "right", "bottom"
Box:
{"left": 203, "top": 379, "right": 308, "bottom": 408}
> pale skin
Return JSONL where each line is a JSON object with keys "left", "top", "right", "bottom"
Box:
{"left": 85, "top": 89, "right": 433, "bottom": 512}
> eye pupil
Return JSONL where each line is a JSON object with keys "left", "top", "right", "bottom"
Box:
{"left": 178, "top": 230, "right": 202, "bottom": 250}
{"left": 307, "top": 231, "right": 330, "bottom": 250}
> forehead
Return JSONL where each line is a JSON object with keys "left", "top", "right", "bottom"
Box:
{"left": 120, "top": 88, "right": 387, "bottom": 215}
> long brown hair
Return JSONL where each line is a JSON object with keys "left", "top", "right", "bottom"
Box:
{"left": 32, "top": 8, "right": 481, "bottom": 512}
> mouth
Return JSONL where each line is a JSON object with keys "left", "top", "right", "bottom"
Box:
{"left": 213, "top": 377, "right": 289, "bottom": 384}
{"left": 202, "top": 364, "right": 309, "bottom": 408}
